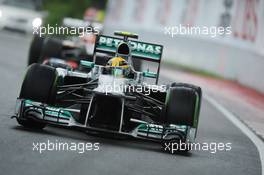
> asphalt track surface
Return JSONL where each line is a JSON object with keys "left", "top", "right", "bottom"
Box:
{"left": 0, "top": 31, "right": 261, "bottom": 175}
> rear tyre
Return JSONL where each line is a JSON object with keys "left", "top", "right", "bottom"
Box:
{"left": 18, "top": 63, "right": 58, "bottom": 129}
{"left": 28, "top": 35, "right": 45, "bottom": 65}
{"left": 165, "top": 83, "right": 201, "bottom": 127}
{"left": 40, "top": 38, "right": 63, "bottom": 62}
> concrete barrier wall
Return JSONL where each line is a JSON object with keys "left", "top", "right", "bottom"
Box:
{"left": 103, "top": 0, "right": 264, "bottom": 93}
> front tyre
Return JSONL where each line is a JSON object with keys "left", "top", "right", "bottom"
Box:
{"left": 18, "top": 63, "right": 58, "bottom": 129}
{"left": 17, "top": 119, "right": 46, "bottom": 130}
{"left": 162, "top": 83, "right": 201, "bottom": 153}
{"left": 165, "top": 83, "right": 202, "bottom": 127}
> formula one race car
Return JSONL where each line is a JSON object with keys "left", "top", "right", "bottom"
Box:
{"left": 28, "top": 20, "right": 141, "bottom": 71}
{"left": 27, "top": 20, "right": 103, "bottom": 69}
{"left": 13, "top": 31, "right": 202, "bottom": 153}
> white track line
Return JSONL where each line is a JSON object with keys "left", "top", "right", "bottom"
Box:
{"left": 205, "top": 94, "right": 264, "bottom": 175}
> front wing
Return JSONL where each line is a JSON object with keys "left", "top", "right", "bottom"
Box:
{"left": 13, "top": 99, "right": 196, "bottom": 143}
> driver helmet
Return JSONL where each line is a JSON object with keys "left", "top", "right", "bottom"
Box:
{"left": 106, "top": 57, "right": 130, "bottom": 77}
{"left": 106, "top": 57, "right": 129, "bottom": 68}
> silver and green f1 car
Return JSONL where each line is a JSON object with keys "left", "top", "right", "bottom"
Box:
{"left": 13, "top": 31, "right": 202, "bottom": 153}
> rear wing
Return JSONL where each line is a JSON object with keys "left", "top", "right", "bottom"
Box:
{"left": 93, "top": 34, "right": 163, "bottom": 84}
{"left": 94, "top": 35, "right": 163, "bottom": 63}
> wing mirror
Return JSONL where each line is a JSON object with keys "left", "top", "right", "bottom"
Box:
{"left": 143, "top": 70, "right": 157, "bottom": 78}
{"left": 80, "top": 60, "right": 95, "bottom": 69}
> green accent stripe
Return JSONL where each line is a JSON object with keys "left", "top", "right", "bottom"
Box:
{"left": 193, "top": 92, "right": 200, "bottom": 128}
